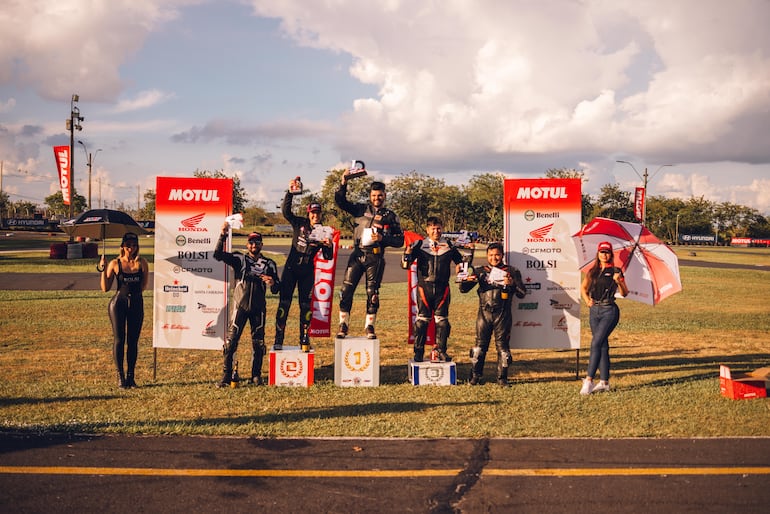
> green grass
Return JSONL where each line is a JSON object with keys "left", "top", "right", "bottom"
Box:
{"left": 1, "top": 243, "right": 769, "bottom": 438}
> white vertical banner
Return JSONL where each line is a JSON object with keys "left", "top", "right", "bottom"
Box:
{"left": 153, "top": 177, "right": 233, "bottom": 350}
{"left": 504, "top": 178, "right": 582, "bottom": 349}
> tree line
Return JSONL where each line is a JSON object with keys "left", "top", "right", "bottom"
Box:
{"left": 9, "top": 168, "right": 768, "bottom": 244}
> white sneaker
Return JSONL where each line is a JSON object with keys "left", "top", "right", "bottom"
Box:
{"left": 592, "top": 381, "right": 610, "bottom": 393}
{"left": 579, "top": 379, "right": 594, "bottom": 395}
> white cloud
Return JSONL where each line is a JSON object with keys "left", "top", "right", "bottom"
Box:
{"left": 247, "top": 0, "right": 770, "bottom": 168}
{"left": 0, "top": 0, "right": 194, "bottom": 101}
{"left": 112, "top": 89, "right": 176, "bottom": 113}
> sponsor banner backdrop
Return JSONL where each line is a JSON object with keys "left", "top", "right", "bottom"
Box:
{"left": 308, "top": 229, "right": 341, "bottom": 338}
{"left": 503, "top": 178, "right": 582, "bottom": 349}
{"left": 153, "top": 177, "right": 232, "bottom": 350}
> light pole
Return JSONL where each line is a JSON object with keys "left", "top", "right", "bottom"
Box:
{"left": 66, "top": 94, "right": 84, "bottom": 220}
{"left": 675, "top": 213, "right": 680, "bottom": 245}
{"left": 78, "top": 140, "right": 101, "bottom": 210}
{"left": 616, "top": 160, "right": 673, "bottom": 225}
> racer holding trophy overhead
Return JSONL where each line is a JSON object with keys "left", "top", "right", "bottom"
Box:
{"left": 335, "top": 161, "right": 404, "bottom": 340}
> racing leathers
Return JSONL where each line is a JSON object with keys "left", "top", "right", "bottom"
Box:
{"left": 459, "top": 263, "right": 526, "bottom": 384}
{"left": 401, "top": 237, "right": 464, "bottom": 362}
{"left": 214, "top": 232, "right": 280, "bottom": 385}
{"left": 335, "top": 182, "right": 403, "bottom": 336}
{"left": 274, "top": 191, "right": 334, "bottom": 349}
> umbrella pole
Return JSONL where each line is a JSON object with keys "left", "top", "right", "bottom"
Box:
{"left": 575, "top": 349, "right": 580, "bottom": 379}
{"left": 153, "top": 348, "right": 157, "bottom": 382}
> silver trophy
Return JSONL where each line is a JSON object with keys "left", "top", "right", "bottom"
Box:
{"left": 344, "top": 159, "right": 367, "bottom": 179}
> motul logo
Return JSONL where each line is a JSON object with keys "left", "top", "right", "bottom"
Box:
{"left": 168, "top": 189, "right": 221, "bottom": 202}
{"left": 516, "top": 187, "right": 568, "bottom": 199}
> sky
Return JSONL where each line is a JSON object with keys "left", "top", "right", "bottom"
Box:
{"left": 2, "top": 0, "right": 769, "bottom": 217}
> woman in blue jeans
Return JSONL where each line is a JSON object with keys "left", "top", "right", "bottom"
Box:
{"left": 579, "top": 241, "right": 629, "bottom": 395}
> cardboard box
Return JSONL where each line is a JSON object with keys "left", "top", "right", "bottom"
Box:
{"left": 269, "top": 346, "right": 314, "bottom": 387}
{"left": 719, "top": 365, "right": 769, "bottom": 400}
{"left": 408, "top": 360, "right": 456, "bottom": 386}
{"left": 335, "top": 337, "right": 380, "bottom": 387}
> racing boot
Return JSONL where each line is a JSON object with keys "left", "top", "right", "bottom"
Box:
{"left": 251, "top": 340, "right": 266, "bottom": 385}
{"left": 217, "top": 341, "right": 234, "bottom": 388}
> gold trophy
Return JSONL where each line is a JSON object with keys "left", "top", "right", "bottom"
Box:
{"left": 344, "top": 160, "right": 367, "bottom": 179}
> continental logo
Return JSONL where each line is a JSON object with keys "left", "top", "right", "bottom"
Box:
{"left": 168, "top": 189, "right": 222, "bottom": 202}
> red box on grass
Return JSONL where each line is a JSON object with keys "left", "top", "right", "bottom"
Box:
{"left": 269, "top": 347, "right": 314, "bottom": 387}
{"left": 719, "top": 365, "right": 769, "bottom": 400}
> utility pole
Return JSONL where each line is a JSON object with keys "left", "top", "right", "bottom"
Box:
{"left": 616, "top": 161, "right": 673, "bottom": 225}
{"left": 66, "top": 94, "right": 84, "bottom": 219}
{"left": 78, "top": 140, "right": 101, "bottom": 210}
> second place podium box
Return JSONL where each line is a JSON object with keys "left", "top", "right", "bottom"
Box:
{"left": 269, "top": 346, "right": 314, "bottom": 387}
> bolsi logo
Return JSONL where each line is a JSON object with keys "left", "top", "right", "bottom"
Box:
{"left": 516, "top": 187, "right": 568, "bottom": 200}
{"left": 168, "top": 189, "right": 222, "bottom": 202}
{"left": 527, "top": 223, "right": 555, "bottom": 243}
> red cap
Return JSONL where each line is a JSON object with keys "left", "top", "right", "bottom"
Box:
{"left": 247, "top": 232, "right": 263, "bottom": 243}
{"left": 597, "top": 241, "right": 613, "bottom": 252}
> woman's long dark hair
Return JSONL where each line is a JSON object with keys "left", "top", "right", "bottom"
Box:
{"left": 585, "top": 250, "right": 613, "bottom": 288}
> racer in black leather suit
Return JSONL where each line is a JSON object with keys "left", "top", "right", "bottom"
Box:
{"left": 274, "top": 191, "right": 333, "bottom": 351}
{"left": 401, "top": 217, "right": 464, "bottom": 362}
{"left": 213, "top": 226, "right": 280, "bottom": 386}
{"left": 459, "top": 242, "right": 526, "bottom": 385}
{"left": 335, "top": 179, "right": 403, "bottom": 339}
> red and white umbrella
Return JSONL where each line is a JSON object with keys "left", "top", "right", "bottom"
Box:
{"left": 572, "top": 217, "right": 682, "bottom": 305}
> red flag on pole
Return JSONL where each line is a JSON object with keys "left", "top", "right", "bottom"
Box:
{"left": 308, "top": 229, "right": 340, "bottom": 338}
{"left": 53, "top": 145, "right": 71, "bottom": 206}
{"left": 634, "top": 187, "right": 645, "bottom": 222}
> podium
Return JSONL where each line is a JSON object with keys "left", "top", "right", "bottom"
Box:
{"left": 335, "top": 337, "right": 380, "bottom": 387}
{"left": 408, "top": 359, "right": 456, "bottom": 386}
{"left": 269, "top": 346, "right": 314, "bottom": 387}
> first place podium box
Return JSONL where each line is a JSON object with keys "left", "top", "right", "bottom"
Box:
{"left": 269, "top": 346, "right": 314, "bottom": 387}
{"left": 335, "top": 338, "right": 380, "bottom": 387}
{"left": 409, "top": 359, "right": 456, "bottom": 386}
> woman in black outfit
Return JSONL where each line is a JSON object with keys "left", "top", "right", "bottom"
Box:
{"left": 100, "top": 232, "right": 149, "bottom": 388}
{"left": 579, "top": 241, "right": 629, "bottom": 395}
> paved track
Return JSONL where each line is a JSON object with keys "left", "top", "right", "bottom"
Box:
{"left": 1, "top": 433, "right": 769, "bottom": 513}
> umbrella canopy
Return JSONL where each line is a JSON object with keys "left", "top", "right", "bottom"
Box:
{"left": 572, "top": 217, "right": 682, "bottom": 305}
{"left": 61, "top": 209, "right": 147, "bottom": 240}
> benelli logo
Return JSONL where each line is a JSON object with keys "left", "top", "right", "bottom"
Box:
{"left": 516, "top": 187, "right": 568, "bottom": 199}
{"left": 527, "top": 223, "right": 555, "bottom": 243}
{"left": 168, "top": 189, "right": 221, "bottom": 202}
{"left": 181, "top": 213, "right": 205, "bottom": 228}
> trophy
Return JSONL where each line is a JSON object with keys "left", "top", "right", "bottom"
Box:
{"left": 455, "top": 231, "right": 476, "bottom": 282}
{"left": 289, "top": 176, "right": 303, "bottom": 195}
{"left": 344, "top": 159, "right": 367, "bottom": 179}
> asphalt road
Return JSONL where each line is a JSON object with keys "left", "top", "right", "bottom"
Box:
{"left": 1, "top": 433, "right": 769, "bottom": 513}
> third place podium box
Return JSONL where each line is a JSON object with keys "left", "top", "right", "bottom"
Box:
{"left": 408, "top": 359, "right": 456, "bottom": 386}
{"left": 269, "top": 346, "right": 314, "bottom": 387}
{"left": 335, "top": 337, "right": 380, "bottom": 387}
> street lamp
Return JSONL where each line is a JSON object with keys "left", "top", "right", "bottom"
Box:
{"left": 66, "top": 94, "right": 84, "bottom": 220}
{"left": 616, "top": 160, "right": 673, "bottom": 225}
{"left": 78, "top": 140, "right": 101, "bottom": 210}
